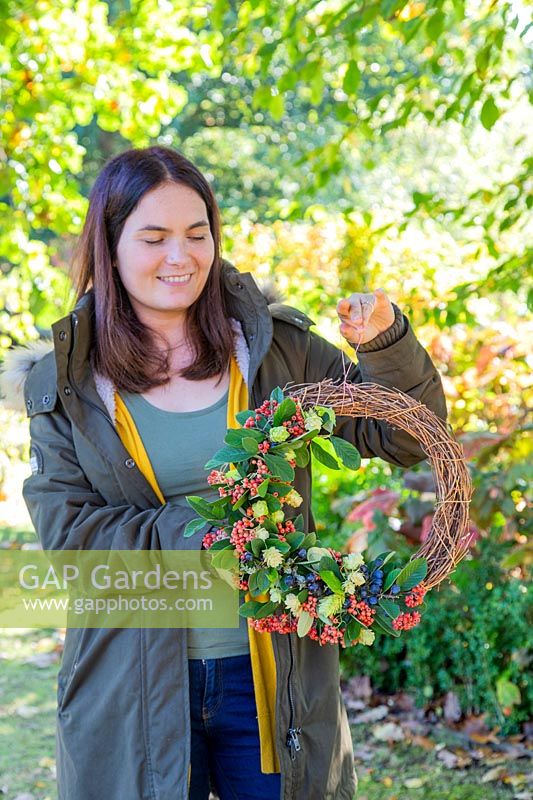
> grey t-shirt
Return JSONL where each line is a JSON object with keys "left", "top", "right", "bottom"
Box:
{"left": 120, "top": 389, "right": 250, "bottom": 660}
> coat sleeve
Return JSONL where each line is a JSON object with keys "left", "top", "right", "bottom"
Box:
{"left": 303, "top": 306, "right": 448, "bottom": 467}
{"left": 22, "top": 404, "right": 197, "bottom": 551}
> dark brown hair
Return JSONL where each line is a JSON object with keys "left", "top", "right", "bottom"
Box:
{"left": 73, "top": 146, "right": 234, "bottom": 392}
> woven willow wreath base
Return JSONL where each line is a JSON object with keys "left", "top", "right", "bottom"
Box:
{"left": 288, "top": 380, "right": 474, "bottom": 590}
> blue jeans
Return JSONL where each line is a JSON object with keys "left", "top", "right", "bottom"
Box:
{"left": 188, "top": 653, "right": 282, "bottom": 800}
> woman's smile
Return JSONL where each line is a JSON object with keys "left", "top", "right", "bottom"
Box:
{"left": 157, "top": 274, "right": 193, "bottom": 285}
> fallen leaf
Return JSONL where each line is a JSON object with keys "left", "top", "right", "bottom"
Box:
{"left": 373, "top": 722, "right": 405, "bottom": 742}
{"left": 392, "top": 692, "right": 415, "bottom": 712}
{"left": 404, "top": 777, "right": 428, "bottom": 788}
{"left": 437, "top": 748, "right": 459, "bottom": 768}
{"left": 469, "top": 730, "right": 500, "bottom": 744}
{"left": 410, "top": 734, "right": 435, "bottom": 751}
{"left": 352, "top": 705, "right": 389, "bottom": 725}
{"left": 481, "top": 766, "right": 509, "bottom": 783}
{"left": 505, "top": 773, "right": 530, "bottom": 787}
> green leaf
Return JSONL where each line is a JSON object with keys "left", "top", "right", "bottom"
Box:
{"left": 232, "top": 490, "right": 249, "bottom": 511}
{"left": 320, "top": 570, "right": 344, "bottom": 594}
{"left": 269, "top": 92, "right": 285, "bottom": 122}
{"left": 242, "top": 437, "right": 259, "bottom": 454}
{"left": 343, "top": 61, "right": 361, "bottom": 94}
{"left": 297, "top": 609, "right": 314, "bottom": 637}
{"left": 254, "top": 600, "right": 279, "bottom": 619}
{"left": 426, "top": 10, "right": 445, "bottom": 40}
{"left": 310, "top": 440, "right": 340, "bottom": 470}
{"left": 395, "top": 558, "right": 428, "bottom": 591}
{"left": 480, "top": 96, "right": 500, "bottom": 130}
{"left": 236, "top": 410, "right": 254, "bottom": 425}
{"left": 319, "top": 555, "right": 342, "bottom": 579}
{"left": 239, "top": 600, "right": 266, "bottom": 618}
{"left": 211, "top": 549, "right": 239, "bottom": 571}
{"left": 251, "top": 538, "right": 266, "bottom": 557}
{"left": 292, "top": 513, "right": 304, "bottom": 531}
{"left": 256, "top": 478, "right": 270, "bottom": 497}
{"left": 285, "top": 531, "right": 305, "bottom": 550}
{"left": 266, "top": 495, "right": 281, "bottom": 512}
{"left": 345, "top": 618, "right": 362, "bottom": 646}
{"left": 496, "top": 677, "right": 521, "bottom": 708}
{"left": 383, "top": 568, "right": 402, "bottom": 591}
{"left": 269, "top": 481, "right": 292, "bottom": 497}
{"left": 270, "top": 387, "right": 284, "bottom": 404}
{"left": 378, "top": 598, "right": 401, "bottom": 619}
{"left": 205, "top": 446, "right": 250, "bottom": 469}
{"left": 249, "top": 569, "right": 271, "bottom": 596}
{"left": 301, "top": 532, "right": 317, "bottom": 549}
{"left": 186, "top": 496, "right": 227, "bottom": 521}
{"left": 374, "top": 608, "right": 400, "bottom": 637}
{"left": 208, "top": 538, "right": 231, "bottom": 551}
{"left": 225, "top": 428, "right": 264, "bottom": 446}
{"left": 330, "top": 436, "right": 361, "bottom": 470}
{"left": 273, "top": 397, "right": 297, "bottom": 425}
{"left": 183, "top": 518, "right": 209, "bottom": 538}
{"left": 294, "top": 445, "right": 310, "bottom": 468}
{"left": 264, "top": 453, "right": 295, "bottom": 482}
{"left": 265, "top": 538, "right": 291, "bottom": 554}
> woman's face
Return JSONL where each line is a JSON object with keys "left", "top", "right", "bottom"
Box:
{"left": 115, "top": 182, "right": 215, "bottom": 326}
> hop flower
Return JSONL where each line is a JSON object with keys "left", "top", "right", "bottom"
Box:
{"left": 270, "top": 510, "right": 284, "bottom": 524}
{"left": 318, "top": 594, "right": 343, "bottom": 619}
{"left": 348, "top": 570, "right": 366, "bottom": 586}
{"left": 358, "top": 628, "right": 376, "bottom": 646}
{"left": 263, "top": 547, "right": 284, "bottom": 569}
{"left": 284, "top": 593, "right": 302, "bottom": 615}
{"left": 269, "top": 426, "right": 290, "bottom": 443}
{"left": 304, "top": 413, "right": 323, "bottom": 431}
{"left": 284, "top": 448, "right": 297, "bottom": 462}
{"left": 269, "top": 587, "right": 283, "bottom": 603}
{"left": 343, "top": 552, "right": 364, "bottom": 570}
{"left": 253, "top": 501, "right": 269, "bottom": 519}
{"left": 284, "top": 489, "right": 303, "bottom": 508}
{"left": 254, "top": 527, "right": 270, "bottom": 541}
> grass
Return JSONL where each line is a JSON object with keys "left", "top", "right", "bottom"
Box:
{"left": 0, "top": 627, "right": 58, "bottom": 799}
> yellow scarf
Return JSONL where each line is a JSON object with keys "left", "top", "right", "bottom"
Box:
{"left": 114, "top": 355, "right": 280, "bottom": 774}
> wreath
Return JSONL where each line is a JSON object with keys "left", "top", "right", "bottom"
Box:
{"left": 185, "top": 381, "right": 473, "bottom": 648}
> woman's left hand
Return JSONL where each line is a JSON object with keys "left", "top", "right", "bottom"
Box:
{"left": 336, "top": 288, "right": 395, "bottom": 346}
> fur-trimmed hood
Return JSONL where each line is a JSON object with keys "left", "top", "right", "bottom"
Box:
{"left": 0, "top": 340, "right": 55, "bottom": 414}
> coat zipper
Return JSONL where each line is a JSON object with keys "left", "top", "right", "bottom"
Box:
{"left": 286, "top": 634, "right": 302, "bottom": 761}
{"left": 66, "top": 315, "right": 115, "bottom": 429}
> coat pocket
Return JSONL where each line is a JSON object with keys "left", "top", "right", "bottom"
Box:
{"left": 57, "top": 627, "right": 84, "bottom": 711}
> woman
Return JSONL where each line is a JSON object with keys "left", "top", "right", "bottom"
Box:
{"left": 5, "top": 146, "right": 447, "bottom": 800}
